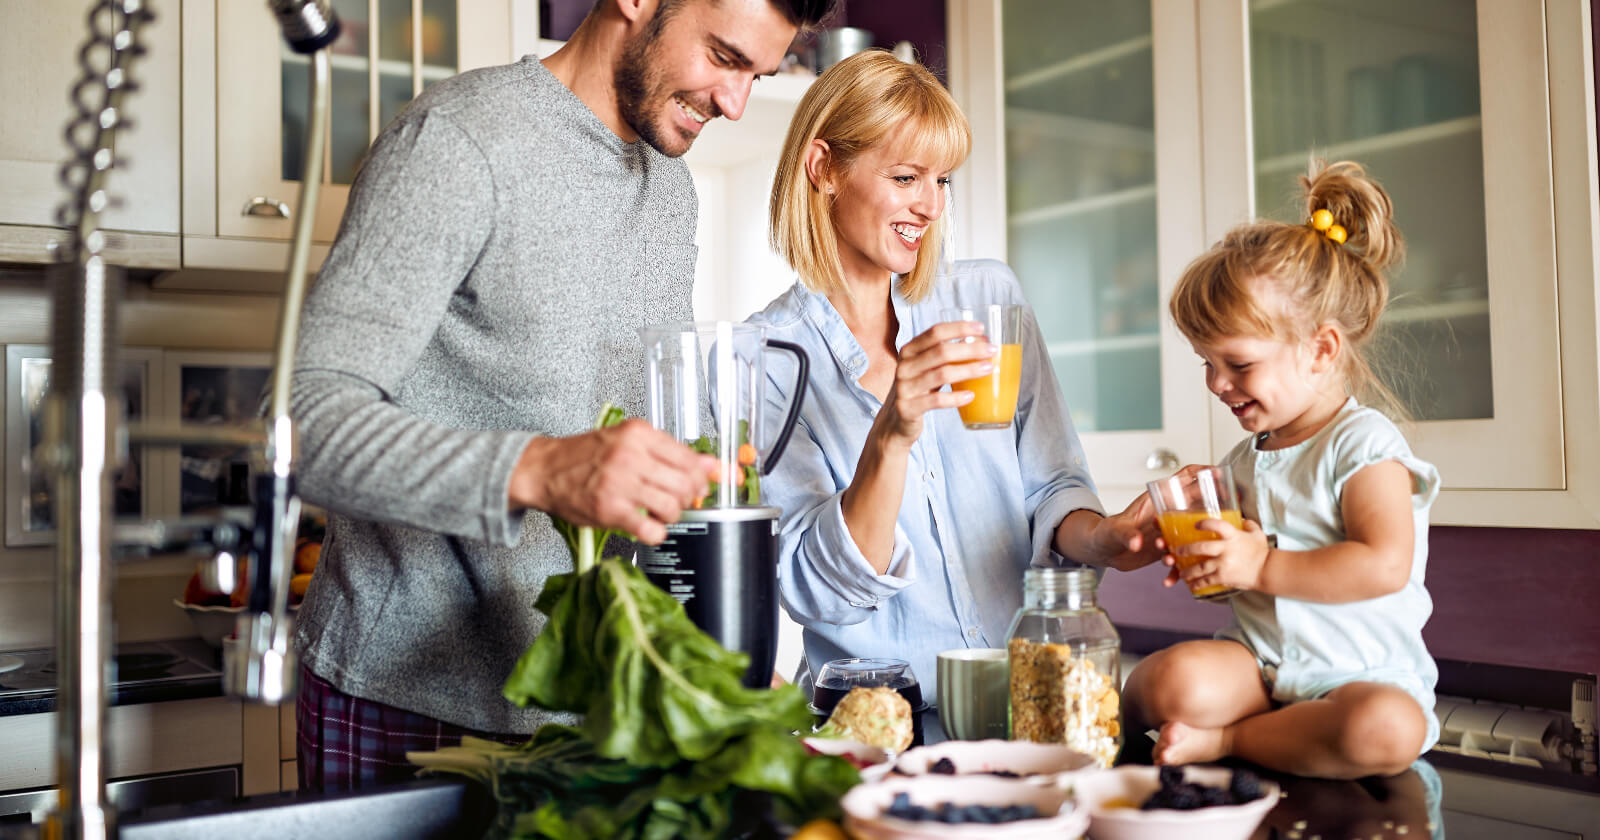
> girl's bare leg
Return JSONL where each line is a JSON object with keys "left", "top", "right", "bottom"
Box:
{"left": 1162, "top": 681, "right": 1429, "bottom": 779}
{"left": 1122, "top": 640, "right": 1270, "bottom": 763}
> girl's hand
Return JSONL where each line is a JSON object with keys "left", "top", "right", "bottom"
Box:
{"left": 872, "top": 320, "right": 996, "bottom": 447}
{"left": 1164, "top": 516, "right": 1271, "bottom": 594}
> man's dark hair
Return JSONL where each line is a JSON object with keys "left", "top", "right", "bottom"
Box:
{"left": 599, "top": 0, "right": 837, "bottom": 30}
{"left": 773, "top": 0, "right": 838, "bottom": 29}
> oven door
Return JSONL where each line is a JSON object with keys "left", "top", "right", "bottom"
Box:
{"left": 0, "top": 765, "right": 239, "bottom": 824}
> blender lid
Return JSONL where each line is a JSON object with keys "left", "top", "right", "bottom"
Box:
{"left": 674, "top": 506, "right": 782, "bottom": 523}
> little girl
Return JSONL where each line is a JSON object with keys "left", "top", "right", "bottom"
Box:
{"left": 1122, "top": 160, "right": 1440, "bottom": 779}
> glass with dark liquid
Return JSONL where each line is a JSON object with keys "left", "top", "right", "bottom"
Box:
{"left": 808, "top": 657, "right": 928, "bottom": 746}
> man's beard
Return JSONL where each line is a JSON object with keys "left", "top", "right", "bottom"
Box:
{"left": 614, "top": 18, "right": 706, "bottom": 157}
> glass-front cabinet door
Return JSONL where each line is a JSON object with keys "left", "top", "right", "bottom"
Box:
{"left": 214, "top": 0, "right": 497, "bottom": 243}
{"left": 1202, "top": 0, "right": 1564, "bottom": 493}
{"left": 954, "top": 0, "right": 1590, "bottom": 521}
{"left": 956, "top": 0, "right": 1212, "bottom": 498}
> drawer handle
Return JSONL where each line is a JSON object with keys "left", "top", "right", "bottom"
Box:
{"left": 242, "top": 196, "right": 291, "bottom": 219}
{"left": 1145, "top": 447, "right": 1180, "bottom": 472}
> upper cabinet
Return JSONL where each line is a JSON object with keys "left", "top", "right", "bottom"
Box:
{"left": 0, "top": 0, "right": 182, "bottom": 267}
{"left": 180, "top": 0, "right": 517, "bottom": 269}
{"left": 949, "top": 0, "right": 1600, "bottom": 528}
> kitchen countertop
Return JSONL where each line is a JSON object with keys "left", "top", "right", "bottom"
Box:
{"left": 2, "top": 639, "right": 1595, "bottom": 837}
{"left": 0, "top": 713, "right": 1592, "bottom": 839}
{"left": 0, "top": 638, "right": 223, "bottom": 717}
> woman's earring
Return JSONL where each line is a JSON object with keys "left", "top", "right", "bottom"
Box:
{"left": 939, "top": 180, "right": 958, "bottom": 275}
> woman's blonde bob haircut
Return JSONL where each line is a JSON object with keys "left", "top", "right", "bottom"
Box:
{"left": 770, "top": 50, "right": 971, "bottom": 302}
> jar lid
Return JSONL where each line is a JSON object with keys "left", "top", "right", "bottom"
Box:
{"left": 1024, "top": 566, "right": 1100, "bottom": 592}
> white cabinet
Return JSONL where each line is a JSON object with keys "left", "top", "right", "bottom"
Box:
{"left": 949, "top": 0, "right": 1600, "bottom": 528}
{"left": 180, "top": 0, "right": 518, "bottom": 271}
{"left": 0, "top": 0, "right": 182, "bottom": 268}
{"left": 684, "top": 73, "right": 816, "bottom": 323}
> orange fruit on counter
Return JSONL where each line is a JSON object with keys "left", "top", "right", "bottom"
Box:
{"left": 790, "top": 820, "right": 848, "bottom": 840}
{"left": 295, "top": 540, "right": 322, "bottom": 574}
{"left": 290, "top": 573, "right": 314, "bottom": 599}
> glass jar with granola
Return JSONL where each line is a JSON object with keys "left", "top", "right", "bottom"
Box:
{"left": 1006, "top": 567, "right": 1122, "bottom": 767}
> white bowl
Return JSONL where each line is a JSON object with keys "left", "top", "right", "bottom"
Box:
{"left": 878, "top": 740, "right": 1097, "bottom": 785}
{"left": 841, "top": 774, "right": 1088, "bottom": 840}
{"left": 173, "top": 599, "right": 297, "bottom": 648}
{"left": 1069, "top": 765, "right": 1279, "bottom": 840}
{"left": 802, "top": 736, "right": 892, "bottom": 772}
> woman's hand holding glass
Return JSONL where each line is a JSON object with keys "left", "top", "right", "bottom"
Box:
{"left": 872, "top": 320, "right": 997, "bottom": 447}
{"left": 1078, "top": 494, "right": 1166, "bottom": 572}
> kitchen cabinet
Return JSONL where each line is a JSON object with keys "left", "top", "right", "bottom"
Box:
{"left": 0, "top": 0, "right": 182, "bottom": 268}
{"left": 0, "top": 697, "right": 244, "bottom": 795}
{"left": 947, "top": 0, "right": 1600, "bottom": 528}
{"left": 179, "top": 0, "right": 520, "bottom": 272}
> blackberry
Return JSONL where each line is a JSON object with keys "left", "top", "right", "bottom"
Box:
{"left": 929, "top": 757, "right": 958, "bottom": 775}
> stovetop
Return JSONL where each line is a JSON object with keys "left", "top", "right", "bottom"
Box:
{"left": 0, "top": 638, "right": 223, "bottom": 715}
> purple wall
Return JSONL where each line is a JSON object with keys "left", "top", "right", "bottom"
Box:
{"left": 836, "top": 0, "right": 948, "bottom": 81}
{"left": 1099, "top": 526, "right": 1600, "bottom": 679}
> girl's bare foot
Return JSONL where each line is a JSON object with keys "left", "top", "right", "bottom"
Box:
{"left": 1154, "top": 721, "right": 1229, "bottom": 765}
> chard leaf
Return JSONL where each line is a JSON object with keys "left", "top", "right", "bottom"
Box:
{"left": 504, "top": 558, "right": 815, "bottom": 766}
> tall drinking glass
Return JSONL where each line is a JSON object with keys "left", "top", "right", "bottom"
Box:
{"left": 1146, "top": 466, "right": 1243, "bottom": 601}
{"left": 940, "top": 304, "right": 1024, "bottom": 430}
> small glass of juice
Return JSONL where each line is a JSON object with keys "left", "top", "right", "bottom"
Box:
{"left": 1146, "top": 465, "right": 1243, "bottom": 601}
{"left": 940, "top": 304, "right": 1024, "bottom": 430}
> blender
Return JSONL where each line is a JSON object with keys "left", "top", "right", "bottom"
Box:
{"left": 637, "top": 322, "right": 808, "bottom": 688}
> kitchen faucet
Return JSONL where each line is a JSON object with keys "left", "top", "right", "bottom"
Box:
{"left": 44, "top": 2, "right": 339, "bottom": 837}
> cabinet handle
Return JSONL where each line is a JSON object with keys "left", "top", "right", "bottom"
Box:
{"left": 241, "top": 196, "right": 291, "bottom": 219}
{"left": 1145, "top": 447, "right": 1180, "bottom": 471}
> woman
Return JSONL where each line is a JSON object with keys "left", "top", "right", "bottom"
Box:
{"left": 749, "top": 50, "right": 1163, "bottom": 697}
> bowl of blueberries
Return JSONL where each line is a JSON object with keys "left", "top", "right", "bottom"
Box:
{"left": 872, "top": 740, "right": 1098, "bottom": 785}
{"left": 1069, "top": 764, "right": 1278, "bottom": 840}
{"left": 839, "top": 773, "right": 1088, "bottom": 839}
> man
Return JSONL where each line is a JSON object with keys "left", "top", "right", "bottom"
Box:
{"left": 290, "top": 0, "right": 834, "bottom": 791}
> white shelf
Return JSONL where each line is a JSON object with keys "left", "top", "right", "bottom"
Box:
{"left": 1384, "top": 297, "right": 1490, "bottom": 324}
{"left": 1010, "top": 183, "right": 1156, "bottom": 228}
{"left": 1256, "top": 115, "right": 1482, "bottom": 175}
{"left": 1005, "top": 34, "right": 1152, "bottom": 94}
{"left": 1047, "top": 332, "right": 1159, "bottom": 358}
{"left": 281, "top": 49, "right": 455, "bottom": 81}
{"left": 1006, "top": 107, "right": 1154, "bottom": 149}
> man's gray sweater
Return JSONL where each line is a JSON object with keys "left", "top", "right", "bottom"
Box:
{"left": 291, "top": 56, "right": 697, "bottom": 733}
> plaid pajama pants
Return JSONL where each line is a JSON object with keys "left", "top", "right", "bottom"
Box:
{"left": 295, "top": 664, "right": 526, "bottom": 792}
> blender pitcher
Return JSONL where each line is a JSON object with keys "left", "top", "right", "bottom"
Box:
{"left": 636, "top": 321, "right": 808, "bottom": 688}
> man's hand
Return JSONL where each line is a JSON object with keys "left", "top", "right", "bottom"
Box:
{"left": 508, "top": 418, "right": 718, "bottom": 545}
{"left": 1166, "top": 516, "right": 1270, "bottom": 594}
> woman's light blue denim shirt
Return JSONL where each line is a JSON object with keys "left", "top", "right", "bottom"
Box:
{"left": 745, "top": 259, "right": 1105, "bottom": 697}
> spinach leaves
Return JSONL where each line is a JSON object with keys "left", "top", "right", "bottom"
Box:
{"left": 411, "top": 406, "right": 857, "bottom": 839}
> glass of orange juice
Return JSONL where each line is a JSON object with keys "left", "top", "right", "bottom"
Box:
{"left": 940, "top": 304, "right": 1024, "bottom": 430}
{"left": 1146, "top": 466, "right": 1243, "bottom": 601}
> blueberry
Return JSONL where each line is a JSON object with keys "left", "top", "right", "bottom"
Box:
{"left": 1158, "top": 764, "right": 1185, "bottom": 789}
{"left": 1229, "top": 769, "right": 1263, "bottom": 803}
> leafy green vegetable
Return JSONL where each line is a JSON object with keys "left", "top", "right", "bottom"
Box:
{"left": 688, "top": 419, "right": 761, "bottom": 507}
{"left": 410, "top": 405, "right": 858, "bottom": 839}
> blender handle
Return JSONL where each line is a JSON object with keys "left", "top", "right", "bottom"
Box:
{"left": 762, "top": 340, "right": 809, "bottom": 475}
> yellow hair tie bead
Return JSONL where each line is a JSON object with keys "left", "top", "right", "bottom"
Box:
{"left": 1326, "top": 224, "right": 1347, "bottom": 244}
{"left": 1310, "top": 208, "right": 1334, "bottom": 231}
